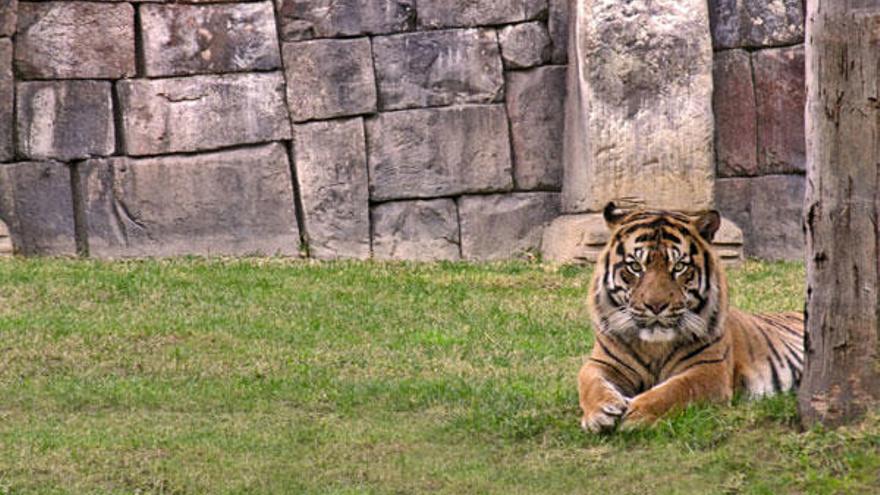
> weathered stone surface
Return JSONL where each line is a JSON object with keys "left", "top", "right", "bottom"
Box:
{"left": 275, "top": 0, "right": 415, "bottom": 41}
{"left": 15, "top": 2, "right": 134, "bottom": 79}
{"left": 748, "top": 175, "right": 804, "bottom": 261}
{"left": 283, "top": 38, "right": 376, "bottom": 122}
{"left": 80, "top": 144, "right": 300, "bottom": 258}
{"left": 141, "top": 2, "right": 281, "bottom": 77}
{"left": 498, "top": 22, "right": 551, "bottom": 69}
{"left": 0, "top": 0, "right": 16, "bottom": 37}
{"left": 418, "top": 0, "right": 546, "bottom": 28}
{"left": 548, "top": 0, "right": 568, "bottom": 64}
{"left": 506, "top": 66, "right": 565, "bottom": 190}
{"left": 293, "top": 118, "right": 370, "bottom": 260}
{"left": 0, "top": 218, "right": 11, "bottom": 255}
{"left": 714, "top": 50, "right": 758, "bottom": 177}
{"left": 371, "top": 199, "right": 460, "bottom": 261}
{"left": 754, "top": 45, "right": 806, "bottom": 175}
{"left": 16, "top": 81, "right": 114, "bottom": 161}
{"left": 373, "top": 29, "right": 504, "bottom": 111}
{"left": 0, "top": 38, "right": 12, "bottom": 162}
{"left": 366, "top": 105, "right": 513, "bottom": 201}
{"left": 563, "top": 0, "right": 715, "bottom": 213}
{"left": 0, "top": 161, "right": 75, "bottom": 255}
{"left": 541, "top": 213, "right": 607, "bottom": 263}
{"left": 709, "top": 0, "right": 804, "bottom": 49}
{"left": 118, "top": 72, "right": 291, "bottom": 156}
{"left": 715, "top": 177, "right": 751, "bottom": 238}
{"left": 716, "top": 175, "right": 805, "bottom": 260}
{"left": 460, "top": 193, "right": 560, "bottom": 261}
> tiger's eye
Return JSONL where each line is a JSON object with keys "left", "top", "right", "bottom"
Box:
{"left": 627, "top": 261, "right": 642, "bottom": 274}
{"left": 674, "top": 261, "right": 687, "bottom": 273}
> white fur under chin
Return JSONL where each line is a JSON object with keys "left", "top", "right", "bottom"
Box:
{"left": 638, "top": 327, "right": 678, "bottom": 343}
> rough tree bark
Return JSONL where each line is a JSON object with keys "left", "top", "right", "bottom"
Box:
{"left": 799, "top": 1, "right": 880, "bottom": 427}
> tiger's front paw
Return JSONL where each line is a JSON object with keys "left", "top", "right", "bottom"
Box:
{"left": 580, "top": 396, "right": 631, "bottom": 433}
{"left": 619, "top": 395, "right": 660, "bottom": 430}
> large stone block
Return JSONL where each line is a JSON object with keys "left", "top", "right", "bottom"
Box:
{"left": 293, "top": 118, "right": 370, "bottom": 260}
{"left": 418, "top": 0, "right": 546, "bottom": 28}
{"left": 373, "top": 29, "right": 504, "bottom": 111}
{"left": 747, "top": 175, "right": 805, "bottom": 261}
{"left": 80, "top": 144, "right": 300, "bottom": 258}
{"left": 460, "top": 193, "right": 560, "bottom": 261}
{"left": 713, "top": 50, "right": 758, "bottom": 177}
{"left": 0, "top": 0, "right": 16, "bottom": 37}
{"left": 15, "top": 2, "right": 134, "bottom": 79}
{"left": 366, "top": 105, "right": 513, "bottom": 201}
{"left": 548, "top": 0, "right": 568, "bottom": 64}
{"left": 371, "top": 199, "right": 460, "bottom": 261}
{"left": 282, "top": 38, "right": 376, "bottom": 122}
{"left": 709, "top": 0, "right": 804, "bottom": 49}
{"left": 754, "top": 46, "right": 806, "bottom": 175}
{"left": 716, "top": 175, "right": 805, "bottom": 261}
{"left": 0, "top": 161, "right": 75, "bottom": 255}
{"left": 275, "top": 0, "right": 415, "bottom": 41}
{"left": 16, "top": 81, "right": 115, "bottom": 161}
{"left": 498, "top": 22, "right": 551, "bottom": 70}
{"left": 118, "top": 72, "right": 291, "bottom": 156}
{"left": 141, "top": 2, "right": 281, "bottom": 77}
{"left": 562, "top": 0, "right": 715, "bottom": 213}
{"left": 0, "top": 38, "right": 11, "bottom": 162}
{"left": 506, "top": 66, "right": 565, "bottom": 190}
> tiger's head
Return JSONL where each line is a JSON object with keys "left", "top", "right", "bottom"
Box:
{"left": 589, "top": 202, "right": 728, "bottom": 344}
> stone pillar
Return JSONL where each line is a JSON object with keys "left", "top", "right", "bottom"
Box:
{"left": 543, "top": 0, "right": 743, "bottom": 264}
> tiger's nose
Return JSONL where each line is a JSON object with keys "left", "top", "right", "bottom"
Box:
{"left": 645, "top": 302, "right": 668, "bottom": 315}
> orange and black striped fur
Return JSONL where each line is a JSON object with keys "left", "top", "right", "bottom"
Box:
{"left": 578, "top": 203, "right": 804, "bottom": 432}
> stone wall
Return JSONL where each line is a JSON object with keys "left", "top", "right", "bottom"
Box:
{"left": 0, "top": 0, "right": 567, "bottom": 260}
{"left": 710, "top": 0, "right": 807, "bottom": 261}
{"left": 0, "top": 0, "right": 806, "bottom": 261}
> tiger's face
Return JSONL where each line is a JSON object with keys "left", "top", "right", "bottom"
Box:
{"left": 590, "top": 203, "right": 726, "bottom": 344}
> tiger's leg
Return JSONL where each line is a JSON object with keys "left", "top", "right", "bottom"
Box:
{"left": 578, "top": 361, "right": 633, "bottom": 433}
{"left": 621, "top": 361, "right": 732, "bottom": 428}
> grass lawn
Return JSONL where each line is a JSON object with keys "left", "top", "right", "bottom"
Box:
{"left": 0, "top": 257, "right": 878, "bottom": 494}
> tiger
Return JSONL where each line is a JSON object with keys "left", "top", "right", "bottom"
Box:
{"left": 578, "top": 202, "right": 804, "bottom": 432}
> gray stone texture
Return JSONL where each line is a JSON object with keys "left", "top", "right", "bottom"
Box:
{"left": 282, "top": 38, "right": 376, "bottom": 122}
{"left": 713, "top": 49, "right": 758, "bottom": 177}
{"left": 548, "top": 0, "right": 568, "bottom": 63}
{"left": 0, "top": 38, "right": 11, "bottom": 162}
{"left": 80, "top": 144, "right": 300, "bottom": 258}
{"left": 366, "top": 105, "right": 513, "bottom": 201}
{"left": 0, "top": 0, "right": 16, "bottom": 37}
{"left": 709, "top": 0, "right": 804, "bottom": 49}
{"left": 716, "top": 175, "right": 805, "bottom": 260}
{"left": 562, "top": 0, "right": 716, "bottom": 212}
{"left": 373, "top": 29, "right": 504, "bottom": 111}
{"left": 141, "top": 2, "right": 281, "bottom": 77}
{"left": 460, "top": 193, "right": 560, "bottom": 261}
{"left": 15, "top": 2, "right": 135, "bottom": 79}
{"left": 16, "top": 81, "right": 115, "bottom": 161}
{"left": 275, "top": 0, "right": 415, "bottom": 41}
{"left": 506, "top": 66, "right": 566, "bottom": 190}
{"left": 0, "top": 161, "right": 75, "bottom": 255}
{"left": 118, "top": 72, "right": 291, "bottom": 156}
{"left": 293, "top": 118, "right": 370, "bottom": 260}
{"left": 498, "top": 22, "right": 551, "bottom": 69}
{"left": 418, "top": 0, "right": 546, "bottom": 28}
{"left": 371, "top": 199, "right": 460, "bottom": 261}
{"left": 754, "top": 45, "right": 806, "bottom": 175}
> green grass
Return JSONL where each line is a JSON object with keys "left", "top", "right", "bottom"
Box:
{"left": 0, "top": 257, "right": 877, "bottom": 494}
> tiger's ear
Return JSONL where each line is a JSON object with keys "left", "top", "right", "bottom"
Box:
{"left": 603, "top": 202, "right": 628, "bottom": 228}
{"left": 693, "top": 210, "right": 721, "bottom": 242}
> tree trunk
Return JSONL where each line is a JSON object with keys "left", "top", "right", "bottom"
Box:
{"left": 799, "top": 1, "right": 880, "bottom": 427}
